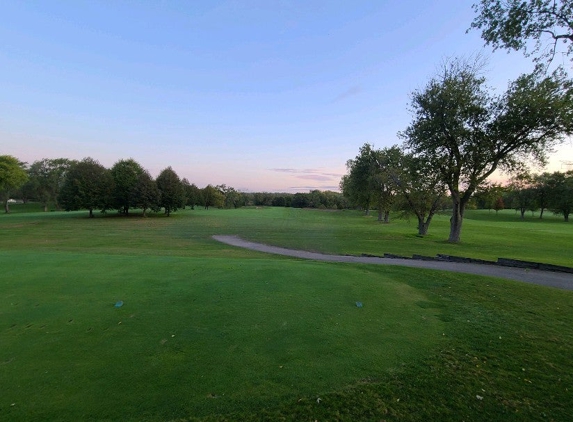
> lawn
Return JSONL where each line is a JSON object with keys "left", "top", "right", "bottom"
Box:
{"left": 1, "top": 207, "right": 572, "bottom": 421}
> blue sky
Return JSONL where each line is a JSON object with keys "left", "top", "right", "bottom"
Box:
{"left": 2, "top": 1, "right": 572, "bottom": 192}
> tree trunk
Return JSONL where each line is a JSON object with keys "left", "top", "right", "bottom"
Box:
{"left": 89, "top": 208, "right": 94, "bottom": 218}
{"left": 565, "top": 212, "right": 570, "bottom": 222}
{"left": 520, "top": 208, "right": 526, "bottom": 219}
{"left": 364, "top": 208, "right": 370, "bottom": 216}
{"left": 43, "top": 203, "right": 48, "bottom": 212}
{"left": 418, "top": 217, "right": 429, "bottom": 236}
{"left": 539, "top": 208, "right": 545, "bottom": 219}
{"left": 448, "top": 197, "right": 465, "bottom": 243}
{"left": 384, "top": 210, "right": 390, "bottom": 223}
{"left": 4, "top": 200, "right": 9, "bottom": 214}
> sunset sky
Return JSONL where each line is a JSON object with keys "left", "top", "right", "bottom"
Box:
{"left": 2, "top": 1, "right": 572, "bottom": 192}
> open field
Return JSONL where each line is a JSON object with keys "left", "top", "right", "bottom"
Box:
{"left": 1, "top": 207, "right": 573, "bottom": 421}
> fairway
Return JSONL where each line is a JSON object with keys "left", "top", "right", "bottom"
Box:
{"left": 2, "top": 207, "right": 573, "bottom": 421}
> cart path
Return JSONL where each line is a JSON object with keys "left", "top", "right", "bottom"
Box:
{"left": 213, "top": 235, "right": 573, "bottom": 291}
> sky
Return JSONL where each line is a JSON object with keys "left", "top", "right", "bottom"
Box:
{"left": 2, "top": 1, "right": 572, "bottom": 192}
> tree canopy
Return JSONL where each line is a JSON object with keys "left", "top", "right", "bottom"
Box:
{"left": 470, "top": 0, "right": 573, "bottom": 69}
{"left": 340, "top": 144, "right": 376, "bottom": 215}
{"left": 156, "top": 166, "right": 183, "bottom": 216}
{"left": 59, "top": 158, "right": 113, "bottom": 217}
{"left": 110, "top": 158, "right": 145, "bottom": 215}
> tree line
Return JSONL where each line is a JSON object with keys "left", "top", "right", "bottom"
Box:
{"left": 474, "top": 171, "right": 573, "bottom": 221}
{"left": 0, "top": 155, "right": 349, "bottom": 216}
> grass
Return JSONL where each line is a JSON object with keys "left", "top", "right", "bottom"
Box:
{"left": 1, "top": 207, "right": 572, "bottom": 420}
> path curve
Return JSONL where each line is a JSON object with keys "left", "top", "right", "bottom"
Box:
{"left": 213, "top": 235, "right": 573, "bottom": 291}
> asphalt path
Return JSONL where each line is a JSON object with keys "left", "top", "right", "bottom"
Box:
{"left": 213, "top": 235, "right": 573, "bottom": 291}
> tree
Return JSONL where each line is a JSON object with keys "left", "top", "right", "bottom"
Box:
{"left": 202, "top": 185, "right": 224, "bottom": 210}
{"left": 506, "top": 172, "right": 537, "bottom": 219}
{"left": 470, "top": 0, "right": 573, "bottom": 69}
{"left": 28, "top": 158, "right": 76, "bottom": 211}
{"left": 494, "top": 196, "right": 505, "bottom": 214}
{"left": 400, "top": 57, "right": 573, "bottom": 242}
{"left": 110, "top": 159, "right": 145, "bottom": 215}
{"left": 58, "top": 158, "right": 113, "bottom": 217}
{"left": 181, "top": 178, "right": 202, "bottom": 209}
{"left": 17, "top": 180, "right": 37, "bottom": 204}
{"left": 217, "top": 184, "right": 245, "bottom": 209}
{"left": 473, "top": 182, "right": 505, "bottom": 210}
{"left": 369, "top": 147, "right": 399, "bottom": 223}
{"left": 533, "top": 171, "right": 556, "bottom": 218}
{"left": 291, "top": 192, "right": 310, "bottom": 208}
{"left": 252, "top": 192, "right": 274, "bottom": 206}
{"left": 549, "top": 170, "right": 573, "bottom": 221}
{"left": 156, "top": 167, "right": 183, "bottom": 217}
{"left": 133, "top": 170, "right": 160, "bottom": 217}
{"left": 373, "top": 147, "right": 447, "bottom": 236}
{"left": 341, "top": 144, "right": 375, "bottom": 215}
{"left": 0, "top": 155, "right": 28, "bottom": 213}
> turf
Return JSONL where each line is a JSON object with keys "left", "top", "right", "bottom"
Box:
{"left": 1, "top": 207, "right": 572, "bottom": 421}
{"left": 2, "top": 252, "right": 442, "bottom": 421}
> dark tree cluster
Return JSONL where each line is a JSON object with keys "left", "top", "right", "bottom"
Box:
{"left": 502, "top": 170, "right": 573, "bottom": 221}
{"left": 242, "top": 191, "right": 348, "bottom": 210}
{"left": 341, "top": 143, "right": 447, "bottom": 236}
{"left": 2, "top": 156, "right": 249, "bottom": 217}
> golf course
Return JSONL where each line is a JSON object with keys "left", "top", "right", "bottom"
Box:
{"left": 2, "top": 206, "right": 572, "bottom": 421}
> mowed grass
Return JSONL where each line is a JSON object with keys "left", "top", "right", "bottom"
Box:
{"left": 2, "top": 205, "right": 572, "bottom": 265}
{"left": 1, "top": 207, "right": 573, "bottom": 421}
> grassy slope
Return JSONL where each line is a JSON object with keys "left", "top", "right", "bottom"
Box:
{"left": 1, "top": 208, "right": 572, "bottom": 421}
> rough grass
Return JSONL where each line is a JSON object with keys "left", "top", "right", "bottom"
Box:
{"left": 1, "top": 207, "right": 572, "bottom": 421}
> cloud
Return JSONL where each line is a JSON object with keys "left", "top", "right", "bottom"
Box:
{"left": 331, "top": 85, "right": 362, "bottom": 103}
{"left": 268, "top": 168, "right": 343, "bottom": 191}
{"left": 296, "top": 174, "right": 333, "bottom": 181}
{"left": 270, "top": 168, "right": 342, "bottom": 179}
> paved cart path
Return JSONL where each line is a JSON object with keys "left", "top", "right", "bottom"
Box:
{"left": 213, "top": 235, "right": 573, "bottom": 291}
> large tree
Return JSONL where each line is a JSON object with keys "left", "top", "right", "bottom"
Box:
{"left": 506, "top": 172, "right": 537, "bottom": 219}
{"left": 380, "top": 149, "right": 448, "bottom": 236}
{"left": 401, "top": 57, "right": 573, "bottom": 242}
{"left": 470, "top": 0, "right": 573, "bottom": 69}
{"left": 156, "top": 166, "right": 183, "bottom": 216}
{"left": 132, "top": 170, "right": 160, "bottom": 217}
{"left": 181, "top": 178, "right": 202, "bottom": 210}
{"left": 58, "top": 158, "right": 113, "bottom": 217}
{"left": 202, "top": 185, "right": 224, "bottom": 210}
{"left": 368, "top": 147, "right": 398, "bottom": 223}
{"left": 0, "top": 155, "right": 28, "bottom": 213}
{"left": 341, "top": 144, "right": 378, "bottom": 216}
{"left": 549, "top": 170, "right": 573, "bottom": 221}
{"left": 110, "top": 158, "right": 145, "bottom": 215}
